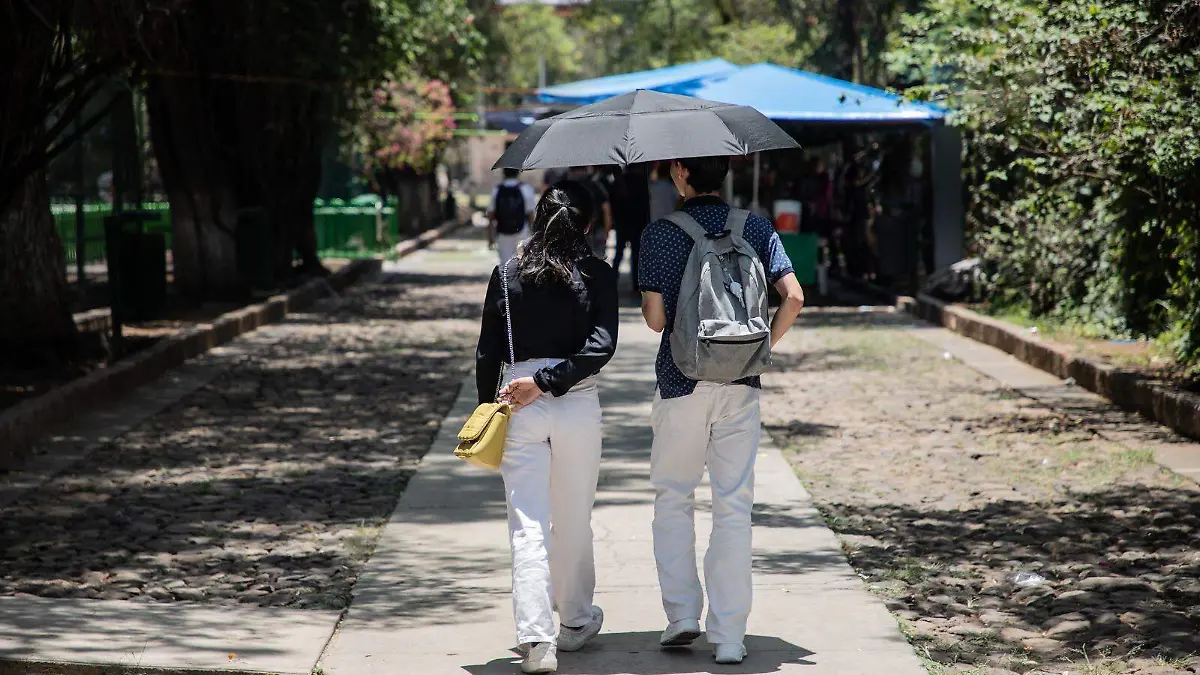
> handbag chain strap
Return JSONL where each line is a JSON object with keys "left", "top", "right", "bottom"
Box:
{"left": 500, "top": 258, "right": 516, "bottom": 365}
{"left": 493, "top": 259, "right": 517, "bottom": 403}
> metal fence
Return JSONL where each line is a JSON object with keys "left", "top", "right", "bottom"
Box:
{"left": 313, "top": 200, "right": 400, "bottom": 259}
{"left": 52, "top": 202, "right": 171, "bottom": 267}
{"left": 52, "top": 200, "right": 400, "bottom": 268}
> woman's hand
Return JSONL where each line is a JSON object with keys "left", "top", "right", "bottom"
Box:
{"left": 499, "top": 377, "right": 544, "bottom": 410}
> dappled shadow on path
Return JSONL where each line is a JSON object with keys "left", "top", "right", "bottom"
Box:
{"left": 826, "top": 485, "right": 1200, "bottom": 670}
{"left": 0, "top": 259, "right": 489, "bottom": 612}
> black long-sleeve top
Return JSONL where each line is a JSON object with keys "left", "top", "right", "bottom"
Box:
{"left": 476, "top": 256, "right": 619, "bottom": 405}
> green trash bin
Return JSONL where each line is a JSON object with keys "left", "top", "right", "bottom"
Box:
{"left": 779, "top": 232, "right": 818, "bottom": 286}
{"left": 104, "top": 212, "right": 167, "bottom": 323}
{"left": 236, "top": 207, "right": 275, "bottom": 292}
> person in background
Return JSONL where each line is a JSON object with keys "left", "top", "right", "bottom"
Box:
{"left": 477, "top": 180, "right": 619, "bottom": 674}
{"left": 805, "top": 158, "right": 833, "bottom": 227}
{"left": 647, "top": 162, "right": 679, "bottom": 225}
{"left": 842, "top": 149, "right": 871, "bottom": 279}
{"left": 542, "top": 167, "right": 568, "bottom": 193}
{"left": 610, "top": 165, "right": 651, "bottom": 297}
{"left": 568, "top": 166, "right": 611, "bottom": 259}
{"left": 489, "top": 168, "right": 538, "bottom": 265}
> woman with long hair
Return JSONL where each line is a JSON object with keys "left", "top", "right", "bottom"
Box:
{"left": 476, "top": 180, "right": 619, "bottom": 673}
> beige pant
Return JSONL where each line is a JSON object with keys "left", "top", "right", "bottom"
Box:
{"left": 651, "top": 383, "right": 761, "bottom": 645}
{"left": 501, "top": 359, "right": 603, "bottom": 645}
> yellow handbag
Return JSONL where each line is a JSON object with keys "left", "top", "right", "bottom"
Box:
{"left": 454, "top": 402, "right": 511, "bottom": 469}
{"left": 455, "top": 259, "right": 517, "bottom": 470}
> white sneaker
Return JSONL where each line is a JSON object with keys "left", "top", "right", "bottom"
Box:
{"left": 659, "top": 618, "right": 702, "bottom": 647}
{"left": 558, "top": 605, "right": 604, "bottom": 652}
{"left": 521, "top": 642, "right": 557, "bottom": 673}
{"left": 713, "top": 642, "right": 747, "bottom": 664}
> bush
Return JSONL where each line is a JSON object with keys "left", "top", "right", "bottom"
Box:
{"left": 889, "top": 0, "right": 1200, "bottom": 364}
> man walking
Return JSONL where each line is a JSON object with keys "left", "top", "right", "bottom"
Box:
{"left": 488, "top": 168, "right": 537, "bottom": 265}
{"left": 638, "top": 156, "right": 804, "bottom": 665}
{"left": 568, "top": 166, "right": 612, "bottom": 259}
{"left": 611, "top": 165, "right": 651, "bottom": 298}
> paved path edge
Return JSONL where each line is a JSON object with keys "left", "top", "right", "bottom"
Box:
{"left": 837, "top": 276, "right": 1200, "bottom": 444}
{"left": 902, "top": 293, "right": 1200, "bottom": 443}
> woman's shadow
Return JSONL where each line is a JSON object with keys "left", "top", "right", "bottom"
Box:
{"left": 463, "top": 632, "right": 814, "bottom": 674}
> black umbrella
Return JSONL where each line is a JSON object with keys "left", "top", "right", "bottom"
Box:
{"left": 492, "top": 90, "right": 799, "bottom": 170}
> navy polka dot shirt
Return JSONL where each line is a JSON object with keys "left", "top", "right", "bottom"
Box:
{"left": 638, "top": 195, "right": 794, "bottom": 399}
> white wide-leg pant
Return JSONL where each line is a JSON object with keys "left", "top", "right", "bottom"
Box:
{"left": 651, "top": 383, "right": 761, "bottom": 646}
{"left": 501, "top": 359, "right": 603, "bottom": 645}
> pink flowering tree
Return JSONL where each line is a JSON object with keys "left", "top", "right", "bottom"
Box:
{"left": 353, "top": 77, "right": 456, "bottom": 204}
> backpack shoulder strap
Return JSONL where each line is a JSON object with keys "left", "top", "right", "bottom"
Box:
{"left": 663, "top": 210, "right": 708, "bottom": 243}
{"left": 724, "top": 208, "right": 751, "bottom": 239}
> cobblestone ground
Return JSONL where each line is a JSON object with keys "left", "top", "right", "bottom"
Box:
{"left": 762, "top": 309, "right": 1200, "bottom": 675}
{"left": 0, "top": 236, "right": 490, "bottom": 610}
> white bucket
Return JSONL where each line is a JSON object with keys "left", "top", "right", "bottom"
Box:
{"left": 772, "top": 199, "right": 801, "bottom": 234}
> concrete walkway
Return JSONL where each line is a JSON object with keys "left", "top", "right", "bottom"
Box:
{"left": 0, "top": 232, "right": 925, "bottom": 674}
{"left": 320, "top": 301, "right": 926, "bottom": 673}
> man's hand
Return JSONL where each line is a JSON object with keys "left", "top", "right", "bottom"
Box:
{"left": 770, "top": 273, "right": 804, "bottom": 347}
{"left": 641, "top": 291, "right": 667, "bottom": 333}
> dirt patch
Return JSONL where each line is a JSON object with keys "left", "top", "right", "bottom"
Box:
{"left": 762, "top": 310, "right": 1200, "bottom": 675}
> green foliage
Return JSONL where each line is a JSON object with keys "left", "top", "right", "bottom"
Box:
{"left": 889, "top": 0, "right": 1200, "bottom": 363}
{"left": 380, "top": 0, "right": 486, "bottom": 87}
{"left": 472, "top": 0, "right": 917, "bottom": 91}
{"left": 703, "top": 21, "right": 812, "bottom": 68}
{"left": 353, "top": 78, "right": 456, "bottom": 174}
{"left": 477, "top": 0, "right": 849, "bottom": 88}
{"left": 488, "top": 4, "right": 581, "bottom": 88}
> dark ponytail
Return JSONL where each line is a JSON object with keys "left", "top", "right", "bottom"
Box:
{"left": 517, "top": 180, "right": 594, "bottom": 286}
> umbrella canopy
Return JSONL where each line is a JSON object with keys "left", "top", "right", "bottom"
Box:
{"left": 493, "top": 90, "right": 799, "bottom": 170}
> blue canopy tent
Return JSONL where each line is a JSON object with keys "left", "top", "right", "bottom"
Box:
{"left": 537, "top": 61, "right": 964, "bottom": 276}
{"left": 658, "top": 64, "right": 961, "bottom": 272}
{"left": 537, "top": 58, "right": 740, "bottom": 105}
{"left": 659, "top": 63, "right": 945, "bottom": 123}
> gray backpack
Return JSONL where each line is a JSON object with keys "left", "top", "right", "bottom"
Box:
{"left": 666, "top": 209, "right": 772, "bottom": 383}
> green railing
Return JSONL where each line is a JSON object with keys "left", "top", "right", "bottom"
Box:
{"left": 51, "top": 202, "right": 172, "bottom": 267}
{"left": 52, "top": 200, "right": 400, "bottom": 266}
{"left": 313, "top": 199, "right": 400, "bottom": 259}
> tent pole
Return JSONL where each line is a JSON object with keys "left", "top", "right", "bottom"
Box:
{"left": 751, "top": 152, "right": 761, "bottom": 214}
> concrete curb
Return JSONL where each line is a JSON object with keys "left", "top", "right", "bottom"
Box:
{"left": 896, "top": 292, "right": 1200, "bottom": 441}
{"left": 392, "top": 217, "right": 464, "bottom": 258}
{"left": 1, "top": 220, "right": 465, "bottom": 467}
{"left": 71, "top": 308, "right": 112, "bottom": 334}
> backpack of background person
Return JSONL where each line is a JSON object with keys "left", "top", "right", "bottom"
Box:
{"left": 666, "top": 208, "right": 771, "bottom": 383}
{"left": 494, "top": 183, "right": 527, "bottom": 235}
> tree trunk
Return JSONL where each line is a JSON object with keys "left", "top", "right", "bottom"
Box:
{"left": 258, "top": 99, "right": 328, "bottom": 278}
{"left": 232, "top": 83, "right": 329, "bottom": 281}
{"left": 833, "top": 0, "right": 863, "bottom": 83}
{"left": 145, "top": 75, "right": 242, "bottom": 302}
{"left": 0, "top": 170, "right": 81, "bottom": 368}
